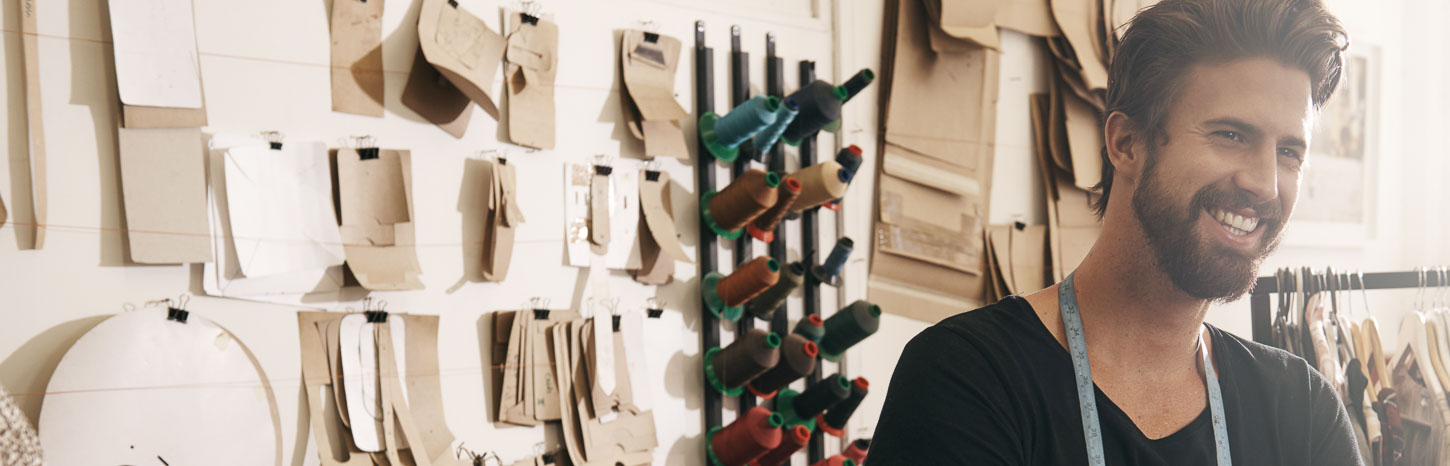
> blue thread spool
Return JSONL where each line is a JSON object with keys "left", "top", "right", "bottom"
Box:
{"left": 753, "top": 98, "right": 800, "bottom": 154}
{"left": 699, "top": 95, "right": 781, "bottom": 163}
{"left": 811, "top": 237, "right": 853, "bottom": 286}
{"left": 835, "top": 145, "right": 863, "bottom": 181}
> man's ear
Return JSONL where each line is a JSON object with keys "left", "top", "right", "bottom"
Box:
{"left": 1104, "top": 111, "right": 1146, "bottom": 182}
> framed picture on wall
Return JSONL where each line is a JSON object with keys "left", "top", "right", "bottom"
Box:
{"left": 1284, "top": 46, "right": 1378, "bottom": 247}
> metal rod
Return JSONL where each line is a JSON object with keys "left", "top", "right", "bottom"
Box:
{"left": 1248, "top": 270, "right": 1447, "bottom": 344}
{"left": 799, "top": 59, "right": 825, "bottom": 464}
{"left": 766, "top": 33, "right": 790, "bottom": 339}
{"left": 693, "top": 20, "right": 722, "bottom": 456}
{"left": 729, "top": 24, "right": 757, "bottom": 412}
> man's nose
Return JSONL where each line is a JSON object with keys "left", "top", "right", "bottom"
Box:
{"left": 1232, "top": 145, "right": 1280, "bottom": 204}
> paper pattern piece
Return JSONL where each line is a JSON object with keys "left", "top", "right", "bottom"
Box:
{"left": 620, "top": 31, "right": 689, "bottom": 159}
{"left": 339, "top": 314, "right": 384, "bottom": 452}
{"left": 482, "top": 159, "right": 524, "bottom": 281}
{"left": 565, "top": 163, "right": 641, "bottom": 270}
{"left": 634, "top": 170, "right": 690, "bottom": 284}
{"left": 402, "top": 47, "right": 474, "bottom": 138}
{"left": 107, "top": 0, "right": 203, "bottom": 109}
{"left": 330, "top": 0, "right": 386, "bottom": 117}
{"left": 223, "top": 142, "right": 345, "bottom": 277}
{"left": 40, "top": 309, "right": 282, "bottom": 465}
{"left": 117, "top": 128, "right": 211, "bottom": 263}
{"left": 417, "top": 0, "right": 507, "bottom": 117}
{"left": 337, "top": 149, "right": 425, "bottom": 290}
{"left": 20, "top": 0, "right": 45, "bottom": 249}
{"left": 505, "top": 14, "right": 559, "bottom": 149}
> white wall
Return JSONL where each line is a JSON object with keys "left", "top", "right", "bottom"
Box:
{"left": 843, "top": 0, "right": 1450, "bottom": 439}
{"left": 0, "top": 0, "right": 861, "bottom": 464}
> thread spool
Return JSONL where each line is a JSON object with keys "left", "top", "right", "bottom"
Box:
{"left": 703, "top": 257, "right": 780, "bottom": 321}
{"left": 811, "top": 237, "right": 854, "bottom": 286}
{"left": 781, "top": 81, "right": 847, "bottom": 145}
{"left": 793, "top": 314, "right": 825, "bottom": 342}
{"left": 835, "top": 145, "right": 864, "bottom": 181}
{"left": 843, "top": 438, "right": 870, "bottom": 463}
{"left": 775, "top": 373, "right": 851, "bottom": 431}
{"left": 819, "top": 300, "right": 882, "bottom": 361}
{"left": 840, "top": 68, "right": 875, "bottom": 103}
{"left": 810, "top": 455, "right": 856, "bottom": 466}
{"left": 751, "top": 425, "right": 811, "bottom": 466}
{"left": 817, "top": 377, "right": 869, "bottom": 437}
{"left": 707, "top": 406, "right": 785, "bottom": 466}
{"left": 704, "top": 328, "right": 782, "bottom": 396}
{"left": 746, "top": 262, "right": 806, "bottom": 321}
{"left": 747, "top": 334, "right": 818, "bottom": 398}
{"left": 746, "top": 177, "right": 803, "bottom": 243}
{"left": 788, "top": 162, "right": 849, "bottom": 213}
{"left": 753, "top": 98, "right": 800, "bottom": 154}
{"left": 703, "top": 170, "right": 782, "bottom": 240}
{"left": 700, "top": 96, "right": 782, "bottom": 163}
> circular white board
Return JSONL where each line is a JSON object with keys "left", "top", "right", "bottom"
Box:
{"left": 39, "top": 309, "right": 279, "bottom": 466}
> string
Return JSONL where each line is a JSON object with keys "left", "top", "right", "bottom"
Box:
{"left": 747, "top": 334, "right": 818, "bottom": 396}
{"left": 746, "top": 177, "right": 803, "bottom": 243}
{"left": 753, "top": 425, "right": 811, "bottom": 466}
{"left": 819, "top": 300, "right": 882, "bottom": 358}
{"left": 710, "top": 328, "right": 780, "bottom": 389}
{"left": 745, "top": 261, "right": 806, "bottom": 320}
{"left": 708, "top": 169, "right": 781, "bottom": 231}
{"left": 716, "top": 257, "right": 780, "bottom": 307}
{"left": 0, "top": 220, "right": 565, "bottom": 249}
{"left": 710, "top": 406, "right": 783, "bottom": 466}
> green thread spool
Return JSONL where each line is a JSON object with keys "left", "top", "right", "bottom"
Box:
{"left": 704, "top": 329, "right": 782, "bottom": 396}
{"left": 780, "top": 81, "right": 848, "bottom": 145}
{"left": 700, "top": 95, "right": 782, "bottom": 163}
{"left": 752, "top": 97, "right": 800, "bottom": 154}
{"left": 840, "top": 68, "right": 874, "bottom": 102}
{"left": 746, "top": 262, "right": 806, "bottom": 320}
{"left": 818, "top": 300, "right": 881, "bottom": 361}
{"left": 793, "top": 313, "right": 825, "bottom": 343}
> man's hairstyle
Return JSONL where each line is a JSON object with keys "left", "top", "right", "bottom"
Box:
{"left": 1091, "top": 0, "right": 1349, "bottom": 218}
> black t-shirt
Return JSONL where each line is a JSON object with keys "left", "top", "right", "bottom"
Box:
{"left": 866, "top": 296, "right": 1362, "bottom": 465}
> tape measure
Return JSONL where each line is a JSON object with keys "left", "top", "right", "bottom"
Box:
{"left": 1058, "top": 273, "right": 1232, "bottom": 465}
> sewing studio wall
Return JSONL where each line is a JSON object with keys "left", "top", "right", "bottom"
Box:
{"left": 0, "top": 0, "right": 866, "bottom": 464}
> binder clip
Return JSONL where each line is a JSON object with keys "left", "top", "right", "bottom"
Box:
{"left": 530, "top": 297, "right": 551, "bottom": 320}
{"left": 643, "top": 159, "right": 662, "bottom": 181}
{"left": 593, "top": 154, "right": 615, "bottom": 176}
{"left": 352, "top": 135, "right": 379, "bottom": 160}
{"left": 646, "top": 298, "right": 665, "bottom": 319}
{"left": 153, "top": 294, "right": 191, "bottom": 324}
{"left": 455, "top": 443, "right": 502, "bottom": 466}
{"left": 612, "top": 315, "right": 622, "bottom": 332}
{"left": 261, "top": 130, "right": 284, "bottom": 150}
{"left": 363, "top": 298, "right": 389, "bottom": 323}
{"left": 518, "top": 1, "right": 541, "bottom": 25}
{"left": 447, "top": 0, "right": 458, "bottom": 7}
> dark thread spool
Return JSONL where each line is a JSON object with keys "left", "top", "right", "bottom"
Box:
{"left": 715, "top": 96, "right": 781, "bottom": 148}
{"left": 843, "top": 438, "right": 870, "bottom": 463}
{"left": 753, "top": 98, "right": 800, "bottom": 154}
{"left": 793, "top": 313, "right": 825, "bottom": 342}
{"left": 819, "top": 300, "right": 882, "bottom": 360}
{"left": 840, "top": 68, "right": 875, "bottom": 103}
{"left": 810, "top": 455, "right": 856, "bottom": 466}
{"left": 718, "top": 257, "right": 781, "bottom": 308}
{"left": 792, "top": 373, "right": 851, "bottom": 420}
{"left": 746, "top": 177, "right": 803, "bottom": 243}
{"left": 746, "top": 262, "right": 806, "bottom": 320}
{"left": 748, "top": 334, "right": 819, "bottom": 397}
{"left": 711, "top": 406, "right": 785, "bottom": 466}
{"left": 709, "top": 170, "right": 782, "bottom": 232}
{"left": 711, "top": 328, "right": 782, "bottom": 389}
{"left": 835, "top": 145, "right": 863, "bottom": 181}
{"left": 818, "top": 377, "right": 869, "bottom": 436}
{"left": 780, "top": 80, "right": 847, "bottom": 145}
{"left": 812, "top": 237, "right": 854, "bottom": 285}
{"left": 752, "top": 425, "right": 811, "bottom": 466}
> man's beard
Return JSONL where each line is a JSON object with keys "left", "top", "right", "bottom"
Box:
{"left": 1131, "top": 152, "right": 1286, "bottom": 302}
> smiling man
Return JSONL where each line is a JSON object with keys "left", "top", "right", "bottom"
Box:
{"left": 867, "top": 0, "right": 1355, "bottom": 465}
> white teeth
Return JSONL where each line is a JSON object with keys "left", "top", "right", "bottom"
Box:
{"left": 1210, "top": 208, "right": 1258, "bottom": 235}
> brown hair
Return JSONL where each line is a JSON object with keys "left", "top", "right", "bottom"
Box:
{"left": 1091, "top": 0, "right": 1349, "bottom": 218}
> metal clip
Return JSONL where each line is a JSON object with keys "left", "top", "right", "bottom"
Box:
{"left": 261, "top": 130, "right": 285, "bottom": 150}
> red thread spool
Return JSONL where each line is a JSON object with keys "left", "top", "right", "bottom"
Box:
{"left": 843, "top": 438, "right": 870, "bottom": 463}
{"left": 718, "top": 257, "right": 781, "bottom": 307}
{"left": 709, "top": 170, "right": 781, "bottom": 231}
{"left": 712, "top": 406, "right": 784, "bottom": 466}
{"left": 751, "top": 425, "right": 811, "bottom": 466}
{"left": 810, "top": 455, "right": 856, "bottom": 466}
{"left": 747, "top": 177, "right": 803, "bottom": 242}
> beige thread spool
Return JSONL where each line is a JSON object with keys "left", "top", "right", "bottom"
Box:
{"left": 788, "top": 161, "right": 849, "bottom": 213}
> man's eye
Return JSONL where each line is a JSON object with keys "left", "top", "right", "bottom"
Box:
{"left": 1216, "top": 131, "right": 1245, "bottom": 143}
{"left": 1278, "top": 148, "right": 1303, "bottom": 161}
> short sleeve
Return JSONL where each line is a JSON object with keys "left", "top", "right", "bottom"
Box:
{"left": 866, "top": 325, "right": 1024, "bottom": 465}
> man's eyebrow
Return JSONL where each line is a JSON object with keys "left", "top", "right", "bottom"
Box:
{"left": 1203, "top": 117, "right": 1306, "bottom": 148}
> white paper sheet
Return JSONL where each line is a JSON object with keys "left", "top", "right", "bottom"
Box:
{"left": 224, "top": 142, "right": 345, "bottom": 277}
{"left": 108, "top": 0, "right": 204, "bottom": 109}
{"left": 564, "top": 162, "right": 642, "bottom": 270}
{"left": 39, "top": 309, "right": 279, "bottom": 465}
{"left": 339, "top": 314, "right": 383, "bottom": 452}
{"left": 619, "top": 310, "right": 652, "bottom": 411}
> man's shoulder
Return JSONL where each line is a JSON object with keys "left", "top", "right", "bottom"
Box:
{"left": 1209, "top": 325, "right": 1317, "bottom": 388}
{"left": 911, "top": 296, "right": 1051, "bottom": 357}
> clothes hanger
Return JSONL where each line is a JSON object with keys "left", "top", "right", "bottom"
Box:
{"left": 1360, "top": 270, "right": 1392, "bottom": 393}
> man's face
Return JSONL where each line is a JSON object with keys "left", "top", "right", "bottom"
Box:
{"left": 1131, "top": 58, "right": 1315, "bottom": 302}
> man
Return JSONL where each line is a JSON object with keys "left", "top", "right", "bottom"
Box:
{"left": 868, "top": 0, "right": 1355, "bottom": 464}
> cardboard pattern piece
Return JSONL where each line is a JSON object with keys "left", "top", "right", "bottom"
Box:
{"left": 496, "top": 309, "right": 581, "bottom": 426}
{"left": 620, "top": 30, "right": 690, "bottom": 159}
{"left": 337, "top": 149, "right": 425, "bottom": 290}
{"left": 402, "top": 47, "right": 474, "bottom": 138}
{"left": 0, "top": 192, "right": 7, "bottom": 228}
{"left": 224, "top": 142, "right": 346, "bottom": 277}
{"left": 330, "top": 0, "right": 386, "bottom": 117}
{"left": 505, "top": 13, "right": 559, "bottom": 149}
{"left": 635, "top": 170, "right": 691, "bottom": 285}
{"left": 108, "top": 0, "right": 204, "bottom": 109}
{"left": 415, "top": 0, "right": 508, "bottom": 120}
{"left": 1050, "top": 0, "right": 1110, "bottom": 91}
{"left": 19, "top": 0, "right": 45, "bottom": 249}
{"left": 39, "top": 309, "right": 282, "bottom": 466}
{"left": 551, "top": 318, "right": 656, "bottom": 466}
{"left": 204, "top": 135, "right": 344, "bottom": 297}
{"left": 930, "top": 0, "right": 1000, "bottom": 49}
{"left": 338, "top": 314, "right": 409, "bottom": 453}
{"left": 481, "top": 159, "right": 524, "bottom": 281}
{"left": 117, "top": 127, "right": 212, "bottom": 264}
